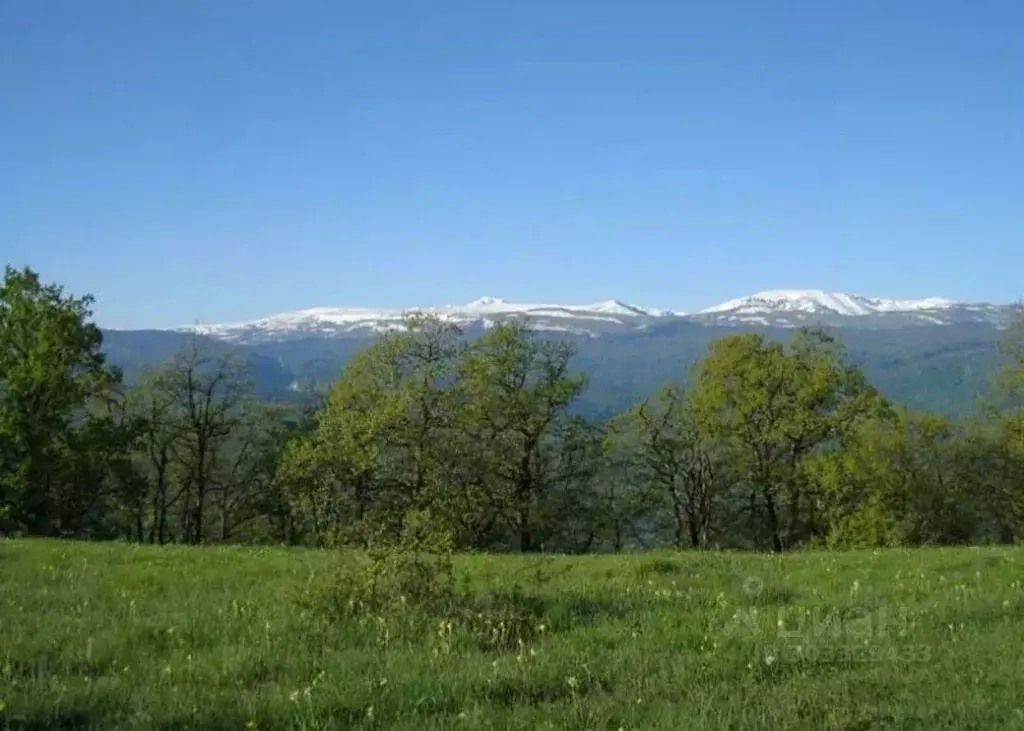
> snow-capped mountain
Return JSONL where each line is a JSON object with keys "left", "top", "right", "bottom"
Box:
{"left": 699, "top": 290, "right": 959, "bottom": 317}
{"left": 690, "top": 289, "right": 1011, "bottom": 328}
{"left": 187, "top": 297, "right": 672, "bottom": 343}
{"left": 180, "top": 290, "right": 1016, "bottom": 344}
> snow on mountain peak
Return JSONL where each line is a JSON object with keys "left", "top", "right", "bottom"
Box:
{"left": 700, "top": 290, "right": 961, "bottom": 317}
{"left": 858, "top": 296, "right": 960, "bottom": 312}
{"left": 584, "top": 299, "right": 650, "bottom": 316}
{"left": 184, "top": 296, "right": 663, "bottom": 343}
{"left": 465, "top": 296, "right": 507, "bottom": 308}
{"left": 181, "top": 290, "right": 1003, "bottom": 345}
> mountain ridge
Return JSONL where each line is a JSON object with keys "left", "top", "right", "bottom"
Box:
{"left": 176, "top": 290, "right": 1017, "bottom": 344}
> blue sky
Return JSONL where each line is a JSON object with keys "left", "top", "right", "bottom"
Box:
{"left": 2, "top": 0, "right": 1022, "bottom": 329}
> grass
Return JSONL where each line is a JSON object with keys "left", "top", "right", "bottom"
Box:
{"left": 2, "top": 540, "right": 1024, "bottom": 730}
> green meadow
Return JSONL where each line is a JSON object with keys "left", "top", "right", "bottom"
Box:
{"left": 2, "top": 539, "right": 1023, "bottom": 730}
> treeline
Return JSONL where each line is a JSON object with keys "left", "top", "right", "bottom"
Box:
{"left": 2, "top": 265, "right": 1023, "bottom": 551}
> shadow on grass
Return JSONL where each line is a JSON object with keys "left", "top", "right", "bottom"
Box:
{"left": 152, "top": 706, "right": 368, "bottom": 731}
{"left": 479, "top": 673, "right": 614, "bottom": 707}
{"left": 745, "top": 585, "right": 799, "bottom": 608}
{"left": 474, "top": 589, "right": 628, "bottom": 630}
{"left": 1, "top": 711, "right": 96, "bottom": 731}
{"left": 452, "top": 589, "right": 630, "bottom": 653}
{"left": 7, "top": 655, "right": 109, "bottom": 682}
{"left": 637, "top": 558, "right": 683, "bottom": 578}
{"left": 235, "top": 657, "right": 286, "bottom": 688}
{"left": 837, "top": 714, "right": 901, "bottom": 731}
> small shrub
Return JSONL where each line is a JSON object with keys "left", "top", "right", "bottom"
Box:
{"left": 307, "top": 509, "right": 456, "bottom": 624}
{"left": 306, "top": 511, "right": 558, "bottom": 655}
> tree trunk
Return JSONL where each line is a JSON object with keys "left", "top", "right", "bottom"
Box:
{"left": 748, "top": 488, "right": 759, "bottom": 547}
{"left": 519, "top": 508, "right": 534, "bottom": 552}
{"left": 516, "top": 451, "right": 535, "bottom": 553}
{"left": 150, "top": 465, "right": 168, "bottom": 544}
{"left": 671, "top": 502, "right": 687, "bottom": 549}
{"left": 787, "top": 485, "right": 801, "bottom": 547}
{"left": 687, "top": 512, "right": 700, "bottom": 549}
{"left": 220, "top": 500, "right": 230, "bottom": 542}
{"left": 157, "top": 494, "right": 168, "bottom": 544}
{"left": 134, "top": 499, "right": 144, "bottom": 542}
{"left": 193, "top": 449, "right": 207, "bottom": 545}
{"left": 180, "top": 479, "right": 193, "bottom": 545}
{"left": 763, "top": 488, "right": 783, "bottom": 552}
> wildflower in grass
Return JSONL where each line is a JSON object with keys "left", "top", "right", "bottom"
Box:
{"left": 566, "top": 675, "right": 579, "bottom": 689}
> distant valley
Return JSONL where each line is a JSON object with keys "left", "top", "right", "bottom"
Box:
{"left": 102, "top": 290, "right": 1020, "bottom": 419}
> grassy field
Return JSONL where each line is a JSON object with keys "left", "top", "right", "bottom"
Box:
{"left": 2, "top": 540, "right": 1023, "bottom": 730}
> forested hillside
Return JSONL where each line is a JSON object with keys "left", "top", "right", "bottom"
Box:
{"left": 101, "top": 319, "right": 1004, "bottom": 419}
{"left": 3, "top": 265, "right": 1023, "bottom": 552}
{"left": 569, "top": 321, "right": 1003, "bottom": 419}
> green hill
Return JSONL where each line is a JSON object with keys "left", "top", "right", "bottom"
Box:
{"left": 101, "top": 323, "right": 1006, "bottom": 417}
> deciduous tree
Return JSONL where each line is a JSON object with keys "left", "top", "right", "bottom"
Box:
{"left": 0, "top": 266, "right": 123, "bottom": 534}
{"left": 692, "top": 328, "right": 880, "bottom": 550}
{"left": 457, "top": 322, "right": 594, "bottom": 552}
{"left": 619, "top": 381, "right": 732, "bottom": 549}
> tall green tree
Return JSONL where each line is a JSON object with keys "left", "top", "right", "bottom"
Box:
{"left": 692, "top": 328, "right": 880, "bottom": 551}
{"left": 278, "top": 315, "right": 465, "bottom": 546}
{"left": 456, "top": 322, "right": 595, "bottom": 552}
{"left": 979, "top": 305, "right": 1024, "bottom": 540}
{"left": 129, "top": 367, "right": 183, "bottom": 544}
{"left": 957, "top": 417, "right": 1021, "bottom": 544}
{"left": 157, "top": 336, "right": 253, "bottom": 544}
{"left": 588, "top": 418, "right": 659, "bottom": 551}
{"left": 0, "top": 266, "right": 123, "bottom": 534}
{"left": 208, "top": 401, "right": 291, "bottom": 543}
{"left": 808, "top": 408, "right": 974, "bottom": 547}
{"left": 618, "top": 381, "right": 733, "bottom": 549}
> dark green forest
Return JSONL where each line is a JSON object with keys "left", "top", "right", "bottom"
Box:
{"left": 101, "top": 320, "right": 1006, "bottom": 421}
{"left": 2, "top": 265, "right": 1023, "bottom": 552}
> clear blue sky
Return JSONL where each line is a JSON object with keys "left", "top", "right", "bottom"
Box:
{"left": 2, "top": 0, "right": 1022, "bottom": 329}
